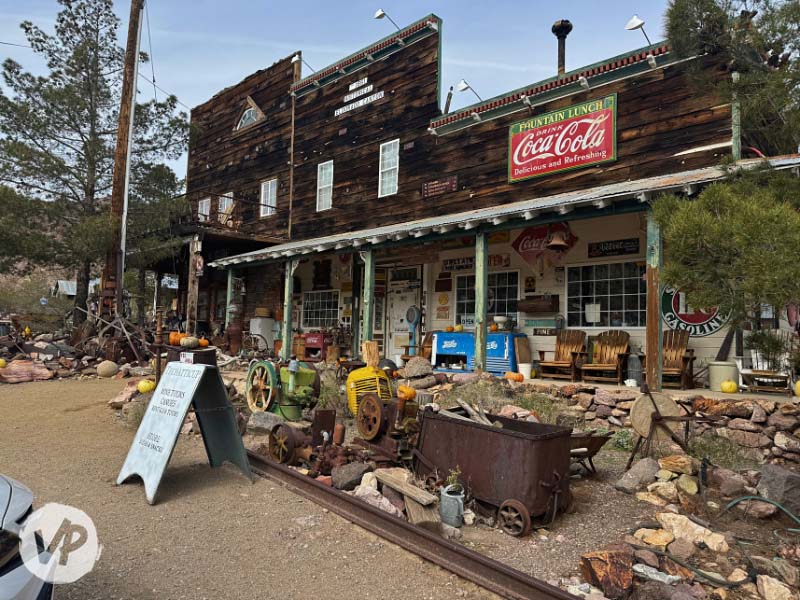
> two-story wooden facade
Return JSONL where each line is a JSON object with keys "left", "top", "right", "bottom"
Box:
{"left": 183, "top": 13, "right": 799, "bottom": 386}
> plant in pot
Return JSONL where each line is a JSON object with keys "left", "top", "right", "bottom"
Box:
{"left": 745, "top": 330, "right": 787, "bottom": 373}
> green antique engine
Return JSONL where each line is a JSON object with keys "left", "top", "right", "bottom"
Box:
{"left": 245, "top": 359, "right": 320, "bottom": 421}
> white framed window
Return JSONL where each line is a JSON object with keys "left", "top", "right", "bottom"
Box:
{"left": 566, "top": 261, "right": 646, "bottom": 328}
{"left": 197, "top": 197, "right": 210, "bottom": 222}
{"left": 316, "top": 161, "right": 333, "bottom": 211}
{"left": 378, "top": 138, "right": 399, "bottom": 197}
{"left": 236, "top": 107, "right": 260, "bottom": 130}
{"left": 260, "top": 179, "right": 277, "bottom": 217}
{"left": 218, "top": 191, "right": 233, "bottom": 223}
{"left": 302, "top": 290, "right": 340, "bottom": 328}
{"left": 455, "top": 271, "right": 519, "bottom": 328}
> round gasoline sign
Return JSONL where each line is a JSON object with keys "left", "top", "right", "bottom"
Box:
{"left": 661, "top": 287, "right": 728, "bottom": 337}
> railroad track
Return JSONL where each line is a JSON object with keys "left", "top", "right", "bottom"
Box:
{"left": 247, "top": 451, "right": 579, "bottom": 600}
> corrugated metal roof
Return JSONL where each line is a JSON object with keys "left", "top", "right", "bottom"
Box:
{"left": 209, "top": 156, "right": 800, "bottom": 269}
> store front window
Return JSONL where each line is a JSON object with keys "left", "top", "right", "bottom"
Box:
{"left": 566, "top": 261, "right": 646, "bottom": 328}
{"left": 455, "top": 271, "right": 519, "bottom": 328}
{"left": 302, "top": 290, "right": 340, "bottom": 329}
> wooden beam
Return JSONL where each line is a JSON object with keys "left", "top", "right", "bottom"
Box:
{"left": 186, "top": 236, "right": 201, "bottom": 335}
{"left": 280, "top": 260, "right": 298, "bottom": 361}
{"left": 645, "top": 211, "right": 663, "bottom": 390}
{"left": 474, "top": 232, "right": 488, "bottom": 372}
{"left": 361, "top": 249, "right": 375, "bottom": 349}
{"left": 225, "top": 268, "right": 235, "bottom": 328}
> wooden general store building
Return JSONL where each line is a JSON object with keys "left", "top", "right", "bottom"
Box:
{"left": 178, "top": 13, "right": 800, "bottom": 388}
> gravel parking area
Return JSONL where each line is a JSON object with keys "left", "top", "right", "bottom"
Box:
{"left": 0, "top": 379, "right": 495, "bottom": 600}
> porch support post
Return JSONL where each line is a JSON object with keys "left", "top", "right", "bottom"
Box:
{"left": 225, "top": 268, "right": 235, "bottom": 328}
{"left": 360, "top": 249, "right": 375, "bottom": 350}
{"left": 280, "top": 259, "right": 298, "bottom": 361}
{"left": 645, "top": 210, "right": 663, "bottom": 391}
{"left": 474, "top": 231, "right": 489, "bottom": 372}
{"left": 731, "top": 71, "right": 741, "bottom": 161}
{"left": 186, "top": 235, "right": 201, "bottom": 335}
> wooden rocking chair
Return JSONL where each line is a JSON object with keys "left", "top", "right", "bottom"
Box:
{"left": 401, "top": 331, "right": 434, "bottom": 364}
{"left": 579, "top": 330, "right": 630, "bottom": 385}
{"left": 538, "top": 329, "right": 586, "bottom": 381}
{"left": 641, "top": 330, "right": 696, "bottom": 390}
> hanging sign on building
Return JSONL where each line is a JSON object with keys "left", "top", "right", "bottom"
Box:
{"left": 511, "top": 223, "right": 577, "bottom": 266}
{"left": 508, "top": 94, "right": 617, "bottom": 183}
{"left": 661, "top": 287, "right": 728, "bottom": 337}
{"left": 443, "top": 257, "right": 475, "bottom": 272}
{"left": 588, "top": 237, "right": 640, "bottom": 258}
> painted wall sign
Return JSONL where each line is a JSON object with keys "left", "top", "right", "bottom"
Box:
{"left": 117, "top": 363, "right": 252, "bottom": 504}
{"left": 335, "top": 75, "right": 385, "bottom": 117}
{"left": 443, "top": 257, "right": 475, "bottom": 272}
{"left": 511, "top": 223, "right": 577, "bottom": 266}
{"left": 422, "top": 175, "right": 458, "bottom": 198}
{"left": 661, "top": 287, "right": 728, "bottom": 337}
{"left": 508, "top": 94, "right": 617, "bottom": 182}
{"left": 588, "top": 237, "right": 640, "bottom": 258}
{"left": 436, "top": 306, "right": 450, "bottom": 320}
{"left": 488, "top": 253, "right": 511, "bottom": 268}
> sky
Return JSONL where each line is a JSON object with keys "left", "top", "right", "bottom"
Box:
{"left": 0, "top": 0, "right": 671, "bottom": 175}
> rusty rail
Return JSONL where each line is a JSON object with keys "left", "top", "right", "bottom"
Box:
{"left": 247, "top": 451, "right": 578, "bottom": 600}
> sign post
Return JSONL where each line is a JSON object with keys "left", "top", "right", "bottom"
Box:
{"left": 117, "top": 362, "right": 252, "bottom": 504}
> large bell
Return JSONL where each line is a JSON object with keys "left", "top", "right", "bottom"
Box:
{"left": 546, "top": 229, "right": 570, "bottom": 250}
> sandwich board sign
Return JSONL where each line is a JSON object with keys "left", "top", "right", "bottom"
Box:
{"left": 117, "top": 362, "right": 252, "bottom": 504}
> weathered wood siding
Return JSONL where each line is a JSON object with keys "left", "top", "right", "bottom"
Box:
{"left": 289, "top": 30, "right": 441, "bottom": 240}
{"left": 186, "top": 54, "right": 299, "bottom": 239}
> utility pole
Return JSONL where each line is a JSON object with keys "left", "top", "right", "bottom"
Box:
{"left": 102, "top": 0, "right": 144, "bottom": 318}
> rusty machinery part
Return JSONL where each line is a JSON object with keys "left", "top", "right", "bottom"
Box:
{"left": 356, "top": 392, "right": 386, "bottom": 441}
{"left": 630, "top": 392, "right": 682, "bottom": 442}
{"left": 245, "top": 360, "right": 279, "bottom": 413}
{"left": 268, "top": 423, "right": 312, "bottom": 465}
{"left": 497, "top": 499, "right": 532, "bottom": 538}
{"left": 247, "top": 451, "right": 576, "bottom": 600}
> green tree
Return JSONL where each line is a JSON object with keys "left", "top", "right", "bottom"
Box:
{"left": 665, "top": 0, "right": 800, "bottom": 152}
{"left": 653, "top": 167, "right": 800, "bottom": 326}
{"left": 0, "top": 0, "right": 188, "bottom": 324}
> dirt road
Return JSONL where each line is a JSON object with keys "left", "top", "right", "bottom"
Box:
{"left": 0, "top": 379, "right": 493, "bottom": 599}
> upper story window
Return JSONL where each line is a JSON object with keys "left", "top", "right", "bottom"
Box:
{"left": 378, "top": 139, "right": 399, "bottom": 198}
{"left": 260, "top": 179, "right": 278, "bottom": 217}
{"left": 234, "top": 96, "right": 265, "bottom": 132}
{"left": 316, "top": 161, "right": 333, "bottom": 212}
{"left": 197, "top": 197, "right": 210, "bottom": 222}
{"left": 218, "top": 191, "right": 233, "bottom": 223}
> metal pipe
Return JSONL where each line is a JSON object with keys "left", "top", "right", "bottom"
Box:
{"left": 551, "top": 20, "right": 573, "bottom": 76}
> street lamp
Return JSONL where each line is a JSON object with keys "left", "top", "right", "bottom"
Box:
{"left": 291, "top": 53, "right": 316, "bottom": 73}
{"left": 456, "top": 79, "right": 482, "bottom": 102}
{"left": 625, "top": 14, "right": 653, "bottom": 45}
{"left": 374, "top": 8, "right": 400, "bottom": 31}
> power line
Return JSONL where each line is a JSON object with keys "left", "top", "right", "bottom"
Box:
{"left": 0, "top": 41, "right": 32, "bottom": 49}
{"left": 144, "top": 0, "right": 158, "bottom": 103}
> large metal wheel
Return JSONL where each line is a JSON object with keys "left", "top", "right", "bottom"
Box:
{"left": 498, "top": 499, "right": 532, "bottom": 537}
{"left": 356, "top": 393, "right": 384, "bottom": 441}
{"left": 245, "top": 360, "right": 279, "bottom": 413}
{"left": 268, "top": 424, "right": 296, "bottom": 464}
{"left": 630, "top": 392, "right": 682, "bottom": 442}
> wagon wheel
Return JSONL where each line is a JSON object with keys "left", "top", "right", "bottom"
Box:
{"left": 356, "top": 393, "right": 384, "bottom": 441}
{"left": 498, "top": 499, "right": 532, "bottom": 537}
{"left": 630, "top": 392, "right": 682, "bottom": 442}
{"left": 245, "top": 360, "right": 279, "bottom": 413}
{"left": 268, "top": 424, "right": 295, "bottom": 464}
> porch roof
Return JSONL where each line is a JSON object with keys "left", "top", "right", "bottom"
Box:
{"left": 208, "top": 155, "right": 800, "bottom": 269}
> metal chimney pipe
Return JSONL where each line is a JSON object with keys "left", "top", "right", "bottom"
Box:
{"left": 551, "top": 19, "right": 573, "bottom": 76}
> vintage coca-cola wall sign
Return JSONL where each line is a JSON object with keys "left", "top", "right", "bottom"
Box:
{"left": 511, "top": 223, "right": 577, "bottom": 265}
{"left": 508, "top": 94, "right": 617, "bottom": 183}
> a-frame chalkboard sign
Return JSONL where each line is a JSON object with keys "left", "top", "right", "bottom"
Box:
{"left": 117, "top": 362, "right": 252, "bottom": 504}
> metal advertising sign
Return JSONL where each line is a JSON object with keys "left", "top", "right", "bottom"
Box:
{"left": 661, "top": 287, "right": 728, "bottom": 337}
{"left": 511, "top": 223, "right": 577, "bottom": 266}
{"left": 508, "top": 94, "right": 617, "bottom": 183}
{"left": 588, "top": 238, "right": 640, "bottom": 258}
{"left": 117, "top": 362, "right": 252, "bottom": 504}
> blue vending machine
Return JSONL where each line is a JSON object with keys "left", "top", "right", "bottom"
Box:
{"left": 432, "top": 331, "right": 528, "bottom": 375}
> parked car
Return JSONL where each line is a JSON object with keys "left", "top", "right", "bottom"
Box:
{"left": 0, "top": 474, "right": 54, "bottom": 600}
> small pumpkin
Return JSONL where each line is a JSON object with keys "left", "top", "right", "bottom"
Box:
{"left": 795, "top": 380, "right": 800, "bottom": 398}
{"left": 198, "top": 337, "right": 210, "bottom": 348}
{"left": 180, "top": 336, "right": 200, "bottom": 349}
{"left": 489, "top": 323, "right": 499, "bottom": 332}
{"left": 504, "top": 371, "right": 524, "bottom": 383}
{"left": 0, "top": 358, "right": 6, "bottom": 368}
{"left": 720, "top": 380, "right": 738, "bottom": 394}
{"left": 168, "top": 331, "right": 181, "bottom": 346}
{"left": 454, "top": 324, "right": 464, "bottom": 332}
{"left": 137, "top": 379, "right": 156, "bottom": 394}
{"left": 397, "top": 385, "right": 417, "bottom": 401}
{"left": 445, "top": 326, "right": 455, "bottom": 332}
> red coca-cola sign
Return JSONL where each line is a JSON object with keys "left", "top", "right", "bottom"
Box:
{"left": 508, "top": 94, "right": 617, "bottom": 183}
{"left": 511, "top": 223, "right": 577, "bottom": 265}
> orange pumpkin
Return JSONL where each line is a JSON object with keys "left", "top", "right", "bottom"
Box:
{"left": 198, "top": 337, "right": 210, "bottom": 348}
{"left": 504, "top": 371, "right": 524, "bottom": 383}
{"left": 445, "top": 326, "right": 455, "bottom": 332}
{"left": 489, "top": 323, "right": 499, "bottom": 332}
{"left": 397, "top": 385, "right": 417, "bottom": 401}
{"left": 168, "top": 331, "right": 181, "bottom": 346}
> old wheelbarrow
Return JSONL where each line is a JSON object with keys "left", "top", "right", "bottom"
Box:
{"left": 569, "top": 430, "right": 613, "bottom": 474}
{"left": 412, "top": 408, "right": 572, "bottom": 537}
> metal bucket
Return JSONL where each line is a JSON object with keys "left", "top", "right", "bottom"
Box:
{"left": 439, "top": 484, "right": 465, "bottom": 527}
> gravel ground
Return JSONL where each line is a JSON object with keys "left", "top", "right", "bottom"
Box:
{"left": 0, "top": 378, "right": 495, "bottom": 600}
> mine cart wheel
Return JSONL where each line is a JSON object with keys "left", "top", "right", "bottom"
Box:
{"left": 268, "top": 424, "right": 295, "bottom": 464}
{"left": 356, "top": 393, "right": 384, "bottom": 441}
{"left": 630, "top": 392, "right": 682, "bottom": 442}
{"left": 246, "top": 360, "right": 278, "bottom": 413}
{"left": 498, "top": 499, "right": 532, "bottom": 537}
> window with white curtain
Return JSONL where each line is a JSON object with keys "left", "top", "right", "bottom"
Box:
{"left": 218, "top": 191, "right": 233, "bottom": 223}
{"left": 260, "top": 179, "right": 277, "bottom": 217}
{"left": 197, "top": 197, "right": 210, "bottom": 222}
{"left": 378, "top": 139, "right": 399, "bottom": 197}
{"left": 316, "top": 161, "right": 333, "bottom": 211}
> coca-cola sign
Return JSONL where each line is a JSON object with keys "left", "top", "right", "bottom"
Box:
{"left": 508, "top": 94, "right": 616, "bottom": 183}
{"left": 511, "top": 223, "right": 577, "bottom": 265}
